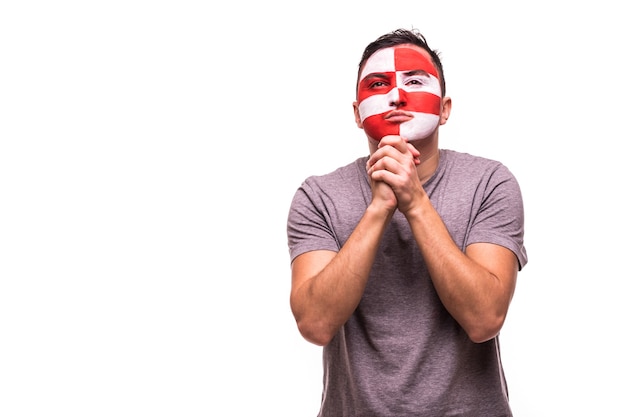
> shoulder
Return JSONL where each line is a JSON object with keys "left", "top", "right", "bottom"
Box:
{"left": 432, "top": 149, "right": 524, "bottom": 209}
{"left": 440, "top": 149, "right": 518, "bottom": 183}
{"left": 300, "top": 157, "right": 368, "bottom": 192}
{"left": 441, "top": 149, "right": 504, "bottom": 169}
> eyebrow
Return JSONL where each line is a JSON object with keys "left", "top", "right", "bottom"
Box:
{"left": 362, "top": 72, "right": 391, "bottom": 82}
{"left": 402, "top": 69, "right": 431, "bottom": 77}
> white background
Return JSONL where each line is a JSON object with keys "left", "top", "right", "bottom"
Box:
{"left": 1, "top": 1, "right": 625, "bottom": 416}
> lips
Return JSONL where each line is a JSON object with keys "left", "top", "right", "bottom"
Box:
{"left": 384, "top": 111, "right": 414, "bottom": 123}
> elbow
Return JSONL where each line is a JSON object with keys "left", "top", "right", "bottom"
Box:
{"left": 464, "top": 313, "right": 507, "bottom": 344}
{"left": 297, "top": 319, "right": 336, "bottom": 347}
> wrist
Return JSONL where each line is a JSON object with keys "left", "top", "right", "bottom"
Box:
{"left": 401, "top": 195, "right": 431, "bottom": 222}
{"left": 366, "top": 201, "right": 396, "bottom": 222}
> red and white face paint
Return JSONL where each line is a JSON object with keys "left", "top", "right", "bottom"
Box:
{"left": 357, "top": 46, "right": 442, "bottom": 142}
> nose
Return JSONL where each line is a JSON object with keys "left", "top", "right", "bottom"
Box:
{"left": 388, "top": 87, "right": 407, "bottom": 108}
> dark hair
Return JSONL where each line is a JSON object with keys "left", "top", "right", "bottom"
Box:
{"left": 357, "top": 28, "right": 446, "bottom": 97}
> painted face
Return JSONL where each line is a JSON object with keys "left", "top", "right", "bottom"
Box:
{"left": 357, "top": 46, "right": 442, "bottom": 142}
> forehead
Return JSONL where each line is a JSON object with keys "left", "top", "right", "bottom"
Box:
{"left": 359, "top": 45, "right": 438, "bottom": 81}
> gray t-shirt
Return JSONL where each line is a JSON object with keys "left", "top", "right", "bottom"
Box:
{"left": 287, "top": 149, "right": 528, "bottom": 417}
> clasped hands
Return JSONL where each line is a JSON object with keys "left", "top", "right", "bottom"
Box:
{"left": 366, "top": 135, "right": 424, "bottom": 214}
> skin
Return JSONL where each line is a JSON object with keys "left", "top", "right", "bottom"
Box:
{"left": 290, "top": 44, "right": 518, "bottom": 346}
{"left": 356, "top": 46, "right": 442, "bottom": 143}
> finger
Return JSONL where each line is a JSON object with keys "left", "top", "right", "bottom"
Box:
{"left": 405, "top": 142, "right": 421, "bottom": 165}
{"left": 378, "top": 135, "right": 405, "bottom": 150}
{"left": 368, "top": 155, "right": 403, "bottom": 177}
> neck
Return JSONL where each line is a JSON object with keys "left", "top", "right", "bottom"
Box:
{"left": 411, "top": 138, "right": 440, "bottom": 184}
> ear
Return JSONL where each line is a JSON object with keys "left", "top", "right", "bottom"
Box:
{"left": 439, "top": 96, "right": 452, "bottom": 126}
{"left": 353, "top": 101, "right": 364, "bottom": 129}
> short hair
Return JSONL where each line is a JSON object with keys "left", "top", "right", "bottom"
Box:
{"left": 357, "top": 28, "right": 446, "bottom": 97}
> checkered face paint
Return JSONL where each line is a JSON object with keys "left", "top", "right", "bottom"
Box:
{"left": 357, "top": 46, "right": 442, "bottom": 142}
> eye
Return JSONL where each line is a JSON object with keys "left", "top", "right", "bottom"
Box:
{"left": 404, "top": 76, "right": 427, "bottom": 88}
{"left": 369, "top": 80, "right": 389, "bottom": 89}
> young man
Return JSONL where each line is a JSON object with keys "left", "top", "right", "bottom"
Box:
{"left": 287, "top": 28, "right": 527, "bottom": 416}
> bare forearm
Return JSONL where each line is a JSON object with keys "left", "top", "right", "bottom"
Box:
{"left": 291, "top": 205, "right": 392, "bottom": 346}
{"left": 405, "top": 199, "right": 513, "bottom": 342}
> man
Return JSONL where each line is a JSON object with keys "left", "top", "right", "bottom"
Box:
{"left": 287, "top": 28, "right": 527, "bottom": 416}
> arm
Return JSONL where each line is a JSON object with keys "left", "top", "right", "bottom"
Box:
{"left": 290, "top": 165, "right": 400, "bottom": 347}
{"left": 290, "top": 203, "right": 393, "bottom": 346}
{"left": 368, "top": 136, "right": 518, "bottom": 343}
{"left": 404, "top": 197, "right": 518, "bottom": 343}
